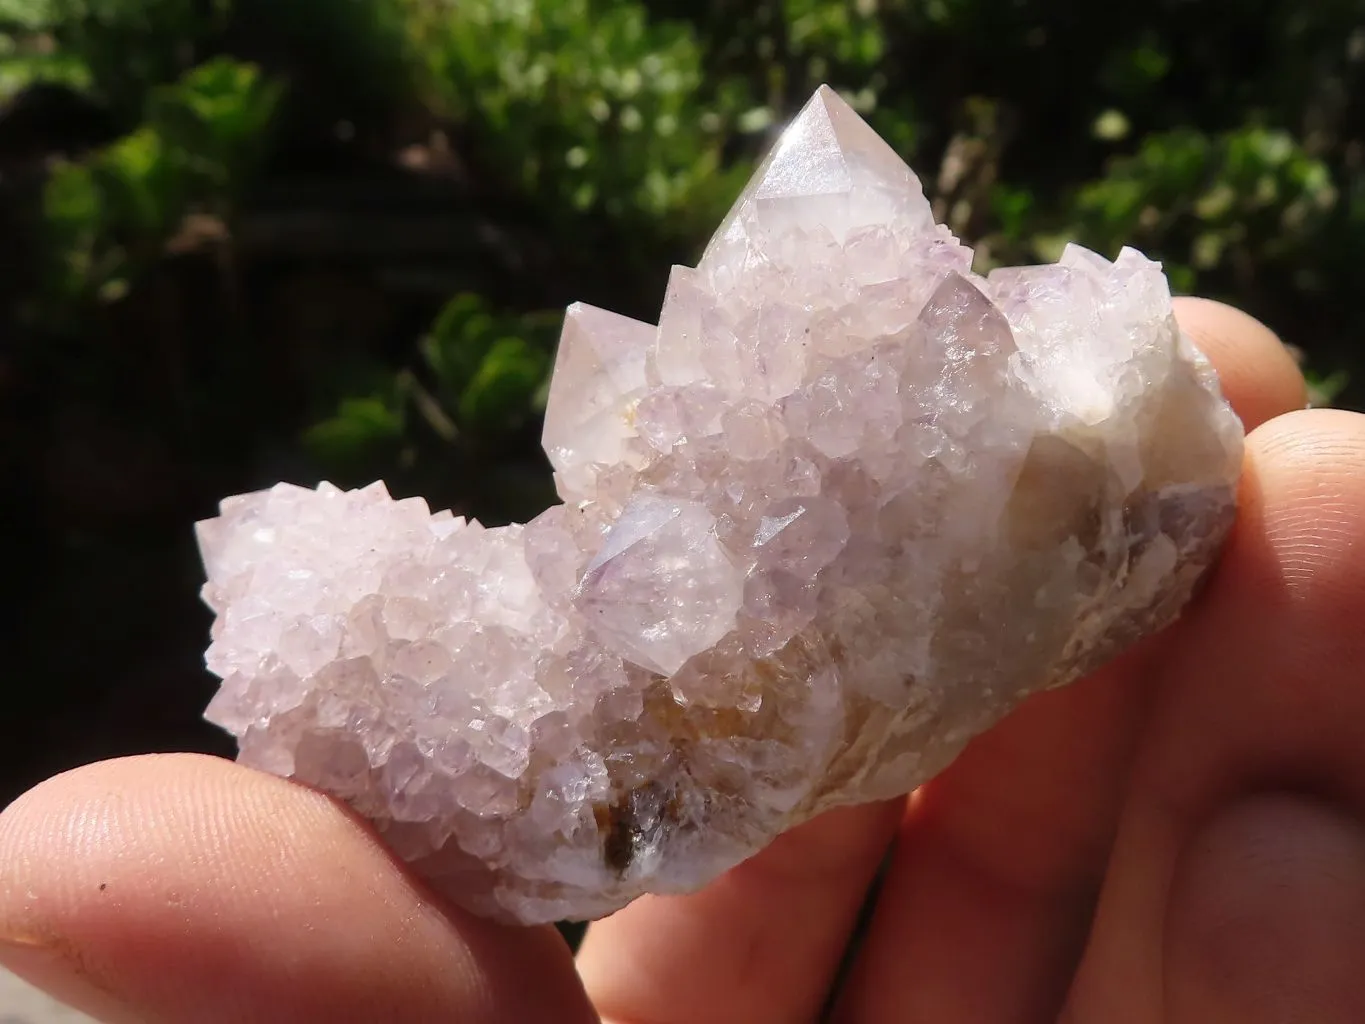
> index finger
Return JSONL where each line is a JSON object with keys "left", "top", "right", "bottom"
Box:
{"left": 0, "top": 754, "right": 597, "bottom": 1024}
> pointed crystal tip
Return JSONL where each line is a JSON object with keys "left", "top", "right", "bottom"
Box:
{"left": 543, "top": 302, "right": 655, "bottom": 500}
{"left": 701, "top": 85, "right": 936, "bottom": 269}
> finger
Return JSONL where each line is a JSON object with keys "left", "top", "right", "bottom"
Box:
{"left": 577, "top": 800, "right": 902, "bottom": 1024}
{"left": 830, "top": 300, "right": 1305, "bottom": 1022}
{"left": 831, "top": 651, "right": 1154, "bottom": 1023}
{"left": 0, "top": 754, "right": 595, "bottom": 1024}
{"left": 1163, "top": 794, "right": 1365, "bottom": 1024}
{"left": 1172, "top": 297, "right": 1305, "bottom": 427}
{"left": 1065, "top": 409, "right": 1365, "bottom": 1022}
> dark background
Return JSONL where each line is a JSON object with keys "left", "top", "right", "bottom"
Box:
{"left": 2, "top": 0, "right": 1363, "bottom": 806}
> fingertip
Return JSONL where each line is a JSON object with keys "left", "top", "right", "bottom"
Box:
{"left": 0, "top": 754, "right": 592, "bottom": 1024}
{"left": 1173, "top": 297, "right": 1305, "bottom": 430}
{"left": 1060, "top": 408, "right": 1365, "bottom": 1024}
{"left": 1245, "top": 406, "right": 1365, "bottom": 468}
{"left": 1231, "top": 408, "right": 1365, "bottom": 605}
{"left": 1174, "top": 409, "right": 1365, "bottom": 758}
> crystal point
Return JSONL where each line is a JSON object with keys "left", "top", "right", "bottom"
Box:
{"left": 198, "top": 88, "right": 1244, "bottom": 924}
{"left": 543, "top": 302, "right": 654, "bottom": 501}
{"left": 702, "top": 87, "right": 938, "bottom": 275}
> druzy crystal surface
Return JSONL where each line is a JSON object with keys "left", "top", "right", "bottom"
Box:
{"left": 197, "top": 87, "right": 1244, "bottom": 924}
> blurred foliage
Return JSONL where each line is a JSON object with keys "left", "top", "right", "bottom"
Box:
{"left": 41, "top": 57, "right": 281, "bottom": 309}
{"left": 6, "top": 0, "right": 1365, "bottom": 520}
{"left": 0, "top": 0, "right": 233, "bottom": 114}
{"left": 302, "top": 294, "right": 559, "bottom": 479}
{"left": 404, "top": 0, "right": 750, "bottom": 237}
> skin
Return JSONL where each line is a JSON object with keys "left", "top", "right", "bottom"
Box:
{"left": 4, "top": 296, "right": 1359, "bottom": 1023}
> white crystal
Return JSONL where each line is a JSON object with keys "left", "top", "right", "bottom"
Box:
{"left": 575, "top": 495, "right": 744, "bottom": 676}
{"left": 197, "top": 86, "right": 1244, "bottom": 924}
{"left": 542, "top": 303, "right": 653, "bottom": 501}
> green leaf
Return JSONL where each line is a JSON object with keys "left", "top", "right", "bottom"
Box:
{"left": 458, "top": 336, "right": 551, "bottom": 432}
{"left": 146, "top": 57, "right": 283, "bottom": 193}
{"left": 42, "top": 160, "right": 103, "bottom": 299}
{"left": 0, "top": 50, "right": 93, "bottom": 102}
{"left": 302, "top": 396, "right": 405, "bottom": 464}
{"left": 0, "top": 0, "right": 58, "bottom": 30}
{"left": 94, "top": 126, "right": 179, "bottom": 236}
{"left": 1305, "top": 368, "right": 1350, "bottom": 409}
{"left": 44, "top": 160, "right": 101, "bottom": 231}
{"left": 403, "top": 0, "right": 736, "bottom": 229}
{"left": 420, "top": 293, "right": 500, "bottom": 404}
{"left": 990, "top": 184, "right": 1033, "bottom": 240}
{"left": 165, "top": 57, "right": 282, "bottom": 143}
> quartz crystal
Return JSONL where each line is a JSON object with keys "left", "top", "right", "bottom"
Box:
{"left": 197, "top": 86, "right": 1244, "bottom": 924}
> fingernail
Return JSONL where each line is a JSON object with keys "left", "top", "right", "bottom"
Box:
{"left": 0, "top": 932, "right": 132, "bottom": 1021}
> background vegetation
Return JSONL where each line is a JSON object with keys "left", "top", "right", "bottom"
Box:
{"left": 2, "top": 0, "right": 1362, "bottom": 802}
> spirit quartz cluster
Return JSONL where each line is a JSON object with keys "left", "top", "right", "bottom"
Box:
{"left": 197, "top": 87, "right": 1244, "bottom": 924}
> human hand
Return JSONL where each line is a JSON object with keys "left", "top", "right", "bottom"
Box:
{"left": 1, "top": 297, "right": 1349, "bottom": 1023}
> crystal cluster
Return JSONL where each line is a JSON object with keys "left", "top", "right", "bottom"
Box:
{"left": 197, "top": 87, "right": 1244, "bottom": 924}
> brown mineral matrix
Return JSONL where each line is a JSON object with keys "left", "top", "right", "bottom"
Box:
{"left": 196, "top": 87, "right": 1244, "bottom": 923}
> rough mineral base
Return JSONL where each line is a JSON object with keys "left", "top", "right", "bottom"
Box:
{"left": 197, "top": 86, "right": 1244, "bottom": 924}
